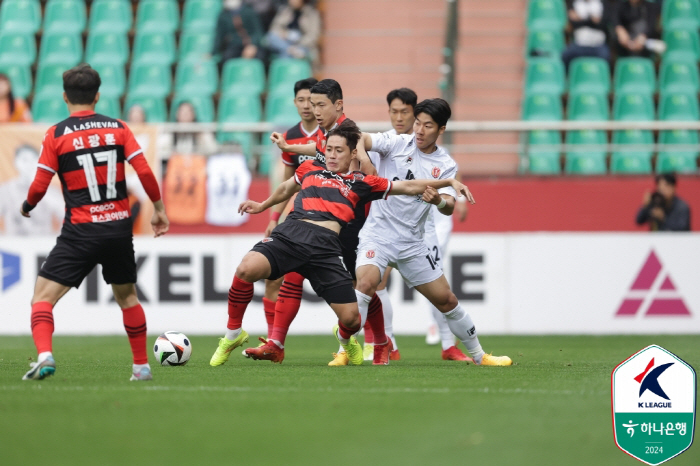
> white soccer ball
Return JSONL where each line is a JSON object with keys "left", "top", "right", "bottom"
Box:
{"left": 154, "top": 331, "right": 192, "bottom": 366}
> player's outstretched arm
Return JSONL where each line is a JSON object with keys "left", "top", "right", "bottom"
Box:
{"left": 390, "top": 178, "right": 475, "bottom": 204}
{"left": 270, "top": 132, "right": 316, "bottom": 156}
{"left": 355, "top": 138, "right": 376, "bottom": 176}
{"left": 239, "top": 177, "right": 301, "bottom": 215}
{"left": 151, "top": 200, "right": 169, "bottom": 237}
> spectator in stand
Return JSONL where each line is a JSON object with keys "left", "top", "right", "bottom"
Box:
{"left": 126, "top": 104, "right": 146, "bottom": 124}
{"left": 615, "top": 0, "right": 662, "bottom": 57}
{"left": 266, "top": 0, "right": 321, "bottom": 63}
{"left": 562, "top": 0, "right": 611, "bottom": 69}
{"left": 636, "top": 173, "right": 691, "bottom": 231}
{"left": 165, "top": 101, "right": 218, "bottom": 157}
{"left": 0, "top": 73, "right": 31, "bottom": 122}
{"left": 212, "top": 0, "right": 265, "bottom": 66}
{"left": 246, "top": 0, "right": 285, "bottom": 32}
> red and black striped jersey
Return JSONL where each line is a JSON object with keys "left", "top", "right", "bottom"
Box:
{"left": 313, "top": 113, "right": 346, "bottom": 166}
{"left": 288, "top": 160, "right": 392, "bottom": 227}
{"left": 281, "top": 122, "right": 319, "bottom": 168}
{"left": 37, "top": 111, "right": 145, "bottom": 239}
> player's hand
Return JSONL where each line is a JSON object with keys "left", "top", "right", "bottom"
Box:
{"left": 453, "top": 181, "right": 476, "bottom": 204}
{"left": 264, "top": 220, "right": 278, "bottom": 237}
{"left": 151, "top": 209, "right": 170, "bottom": 237}
{"left": 455, "top": 199, "right": 468, "bottom": 222}
{"left": 650, "top": 207, "right": 665, "bottom": 221}
{"left": 20, "top": 206, "right": 30, "bottom": 218}
{"left": 239, "top": 200, "right": 264, "bottom": 215}
{"left": 421, "top": 186, "right": 442, "bottom": 205}
{"left": 270, "top": 132, "right": 288, "bottom": 151}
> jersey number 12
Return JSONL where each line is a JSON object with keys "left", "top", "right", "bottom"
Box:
{"left": 76, "top": 149, "right": 118, "bottom": 202}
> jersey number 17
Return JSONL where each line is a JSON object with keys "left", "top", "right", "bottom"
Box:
{"left": 76, "top": 149, "right": 118, "bottom": 202}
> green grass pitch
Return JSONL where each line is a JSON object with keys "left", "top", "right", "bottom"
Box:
{"left": 1, "top": 335, "right": 698, "bottom": 466}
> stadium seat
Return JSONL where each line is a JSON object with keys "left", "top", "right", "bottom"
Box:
{"left": 524, "top": 58, "right": 565, "bottom": 95}
{"left": 0, "top": 0, "right": 41, "bottom": 34}
{"left": 89, "top": 0, "right": 132, "bottom": 34}
{"left": 136, "top": 0, "right": 179, "bottom": 34}
{"left": 568, "top": 92, "right": 608, "bottom": 121}
{"left": 613, "top": 58, "right": 656, "bottom": 94}
{"left": 128, "top": 64, "right": 172, "bottom": 99}
{"left": 132, "top": 32, "right": 177, "bottom": 66}
{"left": 663, "top": 28, "right": 700, "bottom": 62}
{"left": 179, "top": 31, "right": 214, "bottom": 64}
{"left": 568, "top": 57, "right": 610, "bottom": 95}
{"left": 613, "top": 92, "right": 655, "bottom": 121}
{"left": 124, "top": 95, "right": 167, "bottom": 122}
{"left": 182, "top": 0, "right": 222, "bottom": 33}
{"left": 39, "top": 32, "right": 83, "bottom": 67}
{"left": 95, "top": 96, "right": 121, "bottom": 119}
{"left": 662, "top": 0, "right": 700, "bottom": 31}
{"left": 85, "top": 32, "right": 129, "bottom": 66}
{"left": 267, "top": 59, "right": 313, "bottom": 94}
{"left": 43, "top": 0, "right": 86, "bottom": 34}
{"left": 522, "top": 93, "right": 563, "bottom": 120}
{"left": 657, "top": 152, "right": 698, "bottom": 172}
{"left": 32, "top": 94, "right": 70, "bottom": 123}
{"left": 221, "top": 58, "right": 265, "bottom": 96}
{"left": 658, "top": 129, "right": 699, "bottom": 172}
{"left": 92, "top": 64, "right": 126, "bottom": 98}
{"left": 527, "top": 130, "right": 561, "bottom": 174}
{"left": 265, "top": 91, "right": 300, "bottom": 126}
{"left": 526, "top": 0, "right": 566, "bottom": 31}
{"left": 218, "top": 94, "right": 263, "bottom": 155}
{"left": 525, "top": 29, "right": 565, "bottom": 57}
{"left": 565, "top": 130, "right": 608, "bottom": 174}
{"left": 34, "top": 64, "right": 67, "bottom": 97}
{"left": 170, "top": 94, "right": 215, "bottom": 122}
{"left": 659, "top": 92, "right": 700, "bottom": 120}
{"left": 659, "top": 59, "right": 699, "bottom": 95}
{"left": 0, "top": 33, "right": 36, "bottom": 67}
{"left": 0, "top": 63, "right": 31, "bottom": 99}
{"left": 175, "top": 61, "right": 218, "bottom": 96}
{"left": 610, "top": 130, "right": 654, "bottom": 174}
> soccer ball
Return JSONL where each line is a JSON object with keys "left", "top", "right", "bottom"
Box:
{"left": 154, "top": 331, "right": 192, "bottom": 366}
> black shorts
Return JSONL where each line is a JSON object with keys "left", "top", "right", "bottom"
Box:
{"left": 39, "top": 236, "right": 137, "bottom": 288}
{"left": 339, "top": 224, "right": 360, "bottom": 281}
{"left": 251, "top": 219, "right": 356, "bottom": 304}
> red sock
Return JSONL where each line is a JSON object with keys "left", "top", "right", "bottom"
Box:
{"left": 228, "top": 275, "right": 254, "bottom": 330}
{"left": 122, "top": 304, "right": 148, "bottom": 364}
{"left": 338, "top": 320, "right": 360, "bottom": 340}
{"left": 31, "top": 302, "right": 54, "bottom": 354}
{"left": 363, "top": 320, "right": 374, "bottom": 344}
{"left": 367, "top": 293, "right": 388, "bottom": 344}
{"left": 270, "top": 272, "right": 304, "bottom": 345}
{"left": 262, "top": 298, "right": 276, "bottom": 338}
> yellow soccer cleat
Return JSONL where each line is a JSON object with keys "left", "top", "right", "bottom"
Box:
{"left": 210, "top": 330, "right": 249, "bottom": 366}
{"left": 478, "top": 353, "right": 513, "bottom": 366}
{"left": 362, "top": 343, "right": 374, "bottom": 361}
{"left": 333, "top": 325, "right": 363, "bottom": 365}
{"left": 328, "top": 351, "right": 349, "bottom": 366}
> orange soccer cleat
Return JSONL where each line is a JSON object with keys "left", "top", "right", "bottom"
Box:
{"left": 389, "top": 349, "right": 401, "bottom": 361}
{"left": 372, "top": 338, "right": 394, "bottom": 366}
{"left": 441, "top": 345, "right": 475, "bottom": 363}
{"left": 244, "top": 337, "right": 285, "bottom": 363}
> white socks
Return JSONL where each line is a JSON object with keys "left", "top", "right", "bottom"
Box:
{"left": 376, "top": 289, "right": 397, "bottom": 350}
{"left": 38, "top": 352, "right": 53, "bottom": 363}
{"left": 355, "top": 289, "right": 371, "bottom": 328}
{"left": 270, "top": 339, "right": 283, "bottom": 349}
{"left": 225, "top": 328, "right": 242, "bottom": 341}
{"left": 431, "top": 305, "right": 455, "bottom": 351}
{"left": 443, "top": 305, "right": 485, "bottom": 364}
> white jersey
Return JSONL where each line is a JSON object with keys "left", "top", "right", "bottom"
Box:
{"left": 205, "top": 153, "right": 252, "bottom": 226}
{"left": 360, "top": 132, "right": 457, "bottom": 245}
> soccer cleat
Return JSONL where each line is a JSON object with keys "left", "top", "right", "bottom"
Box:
{"left": 129, "top": 367, "right": 153, "bottom": 381}
{"left": 22, "top": 356, "right": 56, "bottom": 381}
{"left": 363, "top": 343, "right": 374, "bottom": 361}
{"left": 328, "top": 351, "right": 349, "bottom": 366}
{"left": 425, "top": 324, "right": 440, "bottom": 345}
{"left": 442, "top": 345, "right": 474, "bottom": 363}
{"left": 332, "top": 325, "right": 363, "bottom": 365}
{"left": 372, "top": 338, "right": 394, "bottom": 366}
{"left": 390, "top": 349, "right": 401, "bottom": 361}
{"left": 244, "top": 337, "right": 285, "bottom": 363}
{"left": 478, "top": 353, "right": 513, "bottom": 366}
{"left": 242, "top": 338, "right": 267, "bottom": 357}
{"left": 210, "top": 330, "right": 249, "bottom": 366}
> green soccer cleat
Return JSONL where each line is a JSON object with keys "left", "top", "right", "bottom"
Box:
{"left": 333, "top": 325, "right": 362, "bottom": 365}
{"left": 210, "top": 330, "right": 249, "bottom": 366}
{"left": 363, "top": 343, "right": 374, "bottom": 361}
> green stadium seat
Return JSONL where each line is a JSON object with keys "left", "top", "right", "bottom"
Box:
{"left": 568, "top": 92, "right": 608, "bottom": 120}
{"left": 526, "top": 29, "right": 565, "bottom": 57}
{"left": 85, "top": 32, "right": 129, "bottom": 66}
{"left": 0, "top": 33, "right": 36, "bottom": 67}
{"left": 524, "top": 58, "right": 565, "bottom": 95}
{"left": 182, "top": 0, "right": 222, "bottom": 33}
{"left": 39, "top": 32, "right": 82, "bottom": 67}
{"left": 527, "top": 130, "right": 561, "bottom": 174}
{"left": 221, "top": 58, "right": 265, "bottom": 96}
{"left": 267, "top": 59, "right": 313, "bottom": 94}
{"left": 136, "top": 0, "right": 179, "bottom": 34}
{"left": 658, "top": 129, "right": 699, "bottom": 172}
{"left": 92, "top": 64, "right": 125, "bottom": 98}
{"left": 613, "top": 58, "right": 656, "bottom": 94}
{"left": 175, "top": 61, "right": 218, "bottom": 96}
{"left": 43, "top": 0, "right": 86, "bottom": 34}
{"left": 89, "top": 0, "right": 132, "bottom": 34}
{"left": 32, "top": 94, "right": 69, "bottom": 123}
{"left": 34, "top": 64, "right": 67, "bottom": 97}
{"left": 0, "top": 0, "right": 41, "bottom": 34}
{"left": 610, "top": 130, "right": 654, "bottom": 174}
{"left": 565, "top": 130, "right": 608, "bottom": 174}
{"left": 659, "top": 59, "right": 699, "bottom": 94}
{"left": 659, "top": 92, "right": 700, "bottom": 120}
{"left": 128, "top": 64, "right": 172, "bottom": 98}
{"left": 265, "top": 91, "right": 299, "bottom": 126}
{"left": 179, "top": 31, "right": 214, "bottom": 63}
{"left": 95, "top": 96, "right": 121, "bottom": 119}
{"left": 527, "top": 0, "right": 566, "bottom": 31}
{"left": 662, "top": 0, "right": 700, "bottom": 31}
{"left": 657, "top": 152, "right": 698, "bottom": 172}
{"left": 218, "top": 94, "right": 262, "bottom": 155}
{"left": 663, "top": 28, "right": 700, "bottom": 62}
{"left": 522, "top": 93, "right": 563, "bottom": 120}
{"left": 568, "top": 57, "right": 610, "bottom": 95}
{"left": 133, "top": 32, "right": 176, "bottom": 66}
{"left": 170, "top": 94, "right": 215, "bottom": 122}
{"left": 124, "top": 95, "right": 167, "bottom": 122}
{"left": 0, "top": 63, "right": 31, "bottom": 99}
{"left": 613, "top": 92, "right": 655, "bottom": 121}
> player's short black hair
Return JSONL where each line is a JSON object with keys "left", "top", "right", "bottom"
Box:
{"left": 327, "top": 119, "right": 361, "bottom": 151}
{"left": 656, "top": 172, "right": 677, "bottom": 186}
{"left": 414, "top": 98, "right": 452, "bottom": 128}
{"left": 310, "top": 79, "right": 343, "bottom": 103}
{"left": 386, "top": 88, "right": 417, "bottom": 108}
{"left": 63, "top": 64, "right": 101, "bottom": 105}
{"left": 294, "top": 78, "right": 318, "bottom": 96}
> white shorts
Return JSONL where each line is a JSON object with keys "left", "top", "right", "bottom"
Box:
{"left": 356, "top": 237, "right": 443, "bottom": 288}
